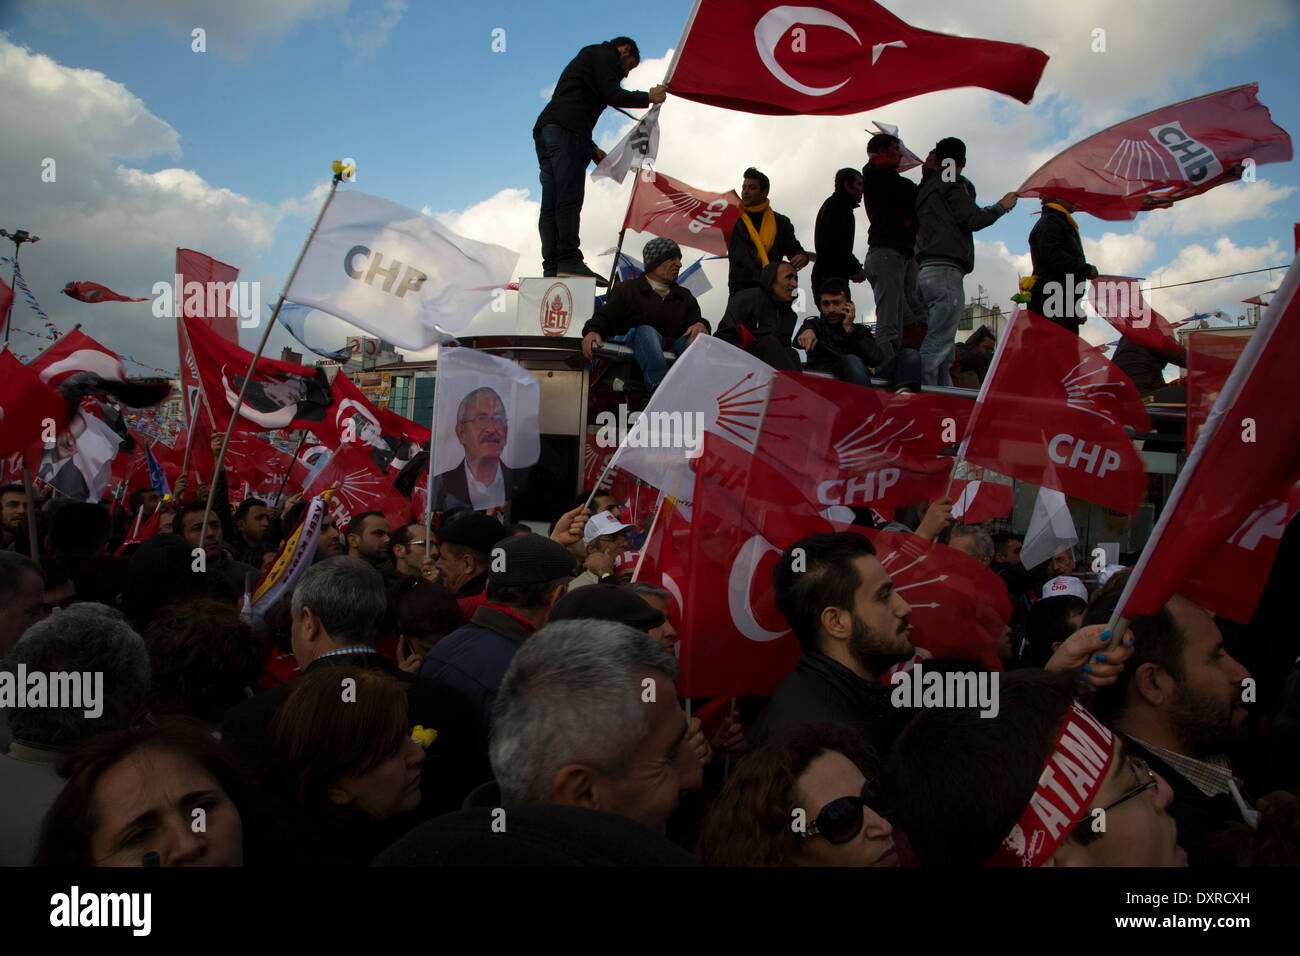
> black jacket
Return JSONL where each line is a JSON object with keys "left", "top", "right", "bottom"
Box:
{"left": 1113, "top": 339, "right": 1187, "bottom": 395}
{"left": 534, "top": 41, "right": 651, "bottom": 145}
{"left": 861, "top": 162, "right": 919, "bottom": 255}
{"left": 811, "top": 192, "right": 861, "bottom": 291}
{"left": 221, "top": 651, "right": 412, "bottom": 774}
{"left": 914, "top": 167, "right": 1006, "bottom": 275}
{"left": 715, "top": 287, "right": 798, "bottom": 363}
{"left": 1028, "top": 205, "right": 1093, "bottom": 331}
{"left": 431, "top": 462, "right": 529, "bottom": 514}
{"left": 582, "top": 274, "right": 707, "bottom": 343}
{"left": 751, "top": 651, "right": 910, "bottom": 756}
{"left": 1124, "top": 737, "right": 1251, "bottom": 867}
{"left": 797, "top": 314, "right": 883, "bottom": 373}
{"left": 727, "top": 208, "right": 805, "bottom": 294}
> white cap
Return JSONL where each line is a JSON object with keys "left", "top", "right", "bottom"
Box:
{"left": 583, "top": 511, "right": 634, "bottom": 547}
{"left": 1042, "top": 576, "right": 1089, "bottom": 603}
{"left": 1096, "top": 564, "right": 1127, "bottom": 587}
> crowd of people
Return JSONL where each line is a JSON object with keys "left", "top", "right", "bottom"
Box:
{"left": 1, "top": 465, "right": 1296, "bottom": 868}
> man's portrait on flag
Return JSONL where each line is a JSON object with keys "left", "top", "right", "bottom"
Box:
{"left": 221, "top": 365, "right": 332, "bottom": 428}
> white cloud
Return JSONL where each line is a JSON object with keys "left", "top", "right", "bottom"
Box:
{"left": 1145, "top": 236, "right": 1291, "bottom": 321}
{"left": 0, "top": 36, "right": 287, "bottom": 368}
{"left": 1084, "top": 232, "right": 1158, "bottom": 276}
{"left": 1136, "top": 179, "right": 1298, "bottom": 238}
{"left": 342, "top": 0, "right": 406, "bottom": 59}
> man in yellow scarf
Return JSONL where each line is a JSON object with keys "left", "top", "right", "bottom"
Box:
{"left": 1027, "top": 197, "right": 1098, "bottom": 335}
{"left": 727, "top": 167, "right": 808, "bottom": 298}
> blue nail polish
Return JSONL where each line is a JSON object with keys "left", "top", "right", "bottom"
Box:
{"left": 1099, "top": 630, "right": 1111, "bottom": 642}
{"left": 1096, "top": 654, "right": 1107, "bottom": 663}
{"left": 1082, "top": 665, "right": 1092, "bottom": 674}
{"left": 1127, "top": 635, "right": 1134, "bottom": 646}
{"left": 1081, "top": 673, "right": 1091, "bottom": 683}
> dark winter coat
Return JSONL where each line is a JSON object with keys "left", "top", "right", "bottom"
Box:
{"left": 727, "top": 208, "right": 805, "bottom": 294}
{"left": 797, "top": 314, "right": 884, "bottom": 373}
{"left": 914, "top": 168, "right": 1006, "bottom": 275}
{"left": 861, "top": 161, "right": 919, "bottom": 254}
{"left": 534, "top": 41, "right": 650, "bottom": 146}
{"left": 583, "top": 274, "right": 707, "bottom": 342}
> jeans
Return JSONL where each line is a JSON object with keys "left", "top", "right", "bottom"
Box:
{"left": 917, "top": 263, "right": 965, "bottom": 386}
{"left": 612, "top": 326, "right": 691, "bottom": 388}
{"left": 864, "top": 248, "right": 924, "bottom": 363}
{"left": 834, "top": 354, "right": 872, "bottom": 387}
{"left": 534, "top": 124, "right": 590, "bottom": 274}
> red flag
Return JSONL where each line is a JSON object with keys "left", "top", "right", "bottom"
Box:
{"left": 584, "top": 430, "right": 638, "bottom": 504}
{"left": 0, "top": 276, "right": 14, "bottom": 325}
{"left": 303, "top": 442, "right": 413, "bottom": 534}
{"left": 61, "top": 281, "right": 147, "bottom": 303}
{"left": 116, "top": 505, "right": 162, "bottom": 555}
{"left": 1186, "top": 332, "right": 1249, "bottom": 453}
{"left": 1179, "top": 484, "right": 1300, "bottom": 624}
{"left": 859, "top": 528, "right": 1008, "bottom": 674}
{"left": 666, "top": 0, "right": 1047, "bottom": 116}
{"left": 1089, "top": 276, "right": 1185, "bottom": 354}
{"left": 949, "top": 477, "right": 1015, "bottom": 524}
{"left": 317, "top": 372, "right": 430, "bottom": 475}
{"left": 622, "top": 170, "right": 741, "bottom": 257}
{"left": 183, "top": 315, "right": 336, "bottom": 435}
{"left": 177, "top": 248, "right": 240, "bottom": 344}
{"left": 758, "top": 372, "right": 971, "bottom": 513}
{"left": 678, "top": 433, "right": 834, "bottom": 697}
{"left": 1115, "top": 258, "right": 1300, "bottom": 620}
{"left": 0, "top": 351, "right": 71, "bottom": 466}
{"left": 27, "top": 328, "right": 128, "bottom": 390}
{"left": 961, "top": 309, "right": 1151, "bottom": 514}
{"left": 1020, "top": 83, "right": 1292, "bottom": 221}
{"left": 635, "top": 496, "right": 691, "bottom": 627}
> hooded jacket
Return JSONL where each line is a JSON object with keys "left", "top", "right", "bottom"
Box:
{"left": 861, "top": 161, "right": 919, "bottom": 255}
{"left": 914, "top": 167, "right": 1006, "bottom": 275}
{"left": 716, "top": 263, "right": 798, "bottom": 349}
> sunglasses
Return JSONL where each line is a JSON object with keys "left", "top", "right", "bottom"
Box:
{"left": 796, "top": 780, "right": 887, "bottom": 845}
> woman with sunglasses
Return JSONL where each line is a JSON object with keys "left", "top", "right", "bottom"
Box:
{"left": 697, "top": 723, "right": 899, "bottom": 866}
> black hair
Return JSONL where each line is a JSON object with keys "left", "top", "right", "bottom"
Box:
{"left": 48, "top": 501, "right": 112, "bottom": 559}
{"left": 234, "top": 497, "right": 267, "bottom": 524}
{"left": 866, "top": 132, "right": 900, "bottom": 155}
{"left": 834, "top": 167, "right": 859, "bottom": 193}
{"left": 345, "top": 510, "right": 384, "bottom": 541}
{"left": 128, "top": 487, "right": 157, "bottom": 512}
{"left": 609, "top": 37, "right": 640, "bottom": 60}
{"left": 1025, "top": 595, "right": 1088, "bottom": 668}
{"left": 772, "top": 532, "right": 877, "bottom": 653}
{"left": 743, "top": 167, "right": 770, "bottom": 195}
{"left": 818, "top": 277, "right": 851, "bottom": 303}
{"left": 935, "top": 136, "right": 967, "bottom": 168}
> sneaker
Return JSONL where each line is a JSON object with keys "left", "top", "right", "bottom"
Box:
{"left": 557, "top": 262, "right": 610, "bottom": 288}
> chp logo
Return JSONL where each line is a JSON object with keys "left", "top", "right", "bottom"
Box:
{"left": 652, "top": 189, "right": 731, "bottom": 236}
{"left": 540, "top": 283, "right": 572, "bottom": 337}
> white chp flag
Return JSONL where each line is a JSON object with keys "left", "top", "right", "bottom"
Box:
{"left": 592, "top": 104, "right": 661, "bottom": 183}
{"left": 284, "top": 189, "right": 519, "bottom": 348}
{"left": 604, "top": 335, "right": 774, "bottom": 500}
{"left": 1020, "top": 486, "right": 1078, "bottom": 570}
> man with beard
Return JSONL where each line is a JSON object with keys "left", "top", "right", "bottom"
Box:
{"left": 752, "top": 533, "right": 914, "bottom": 754}
{"left": 1088, "top": 583, "right": 1255, "bottom": 865}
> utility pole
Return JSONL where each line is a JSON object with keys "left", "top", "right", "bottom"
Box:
{"left": 1, "top": 227, "right": 40, "bottom": 345}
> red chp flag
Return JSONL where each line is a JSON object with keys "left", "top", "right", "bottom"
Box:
{"left": 1114, "top": 256, "right": 1300, "bottom": 620}
{"left": 1089, "top": 276, "right": 1185, "bottom": 354}
{"left": 623, "top": 171, "right": 741, "bottom": 257}
{"left": 678, "top": 433, "right": 836, "bottom": 697}
{"left": 1020, "top": 83, "right": 1292, "bottom": 221}
{"left": 757, "top": 372, "right": 971, "bottom": 513}
{"left": 183, "top": 315, "right": 337, "bottom": 435}
{"left": 633, "top": 495, "right": 692, "bottom": 629}
{"left": 666, "top": 0, "right": 1047, "bottom": 116}
{"left": 61, "top": 281, "right": 147, "bottom": 303}
{"left": 961, "top": 309, "right": 1151, "bottom": 514}
{"left": 0, "top": 351, "right": 71, "bottom": 465}
{"left": 177, "top": 248, "right": 240, "bottom": 344}
{"left": 1180, "top": 484, "right": 1300, "bottom": 624}
{"left": 1186, "top": 331, "right": 1248, "bottom": 453}
{"left": 302, "top": 441, "right": 413, "bottom": 534}
{"left": 860, "top": 528, "right": 1009, "bottom": 674}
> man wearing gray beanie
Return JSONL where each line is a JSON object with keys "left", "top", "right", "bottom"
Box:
{"left": 580, "top": 236, "right": 710, "bottom": 391}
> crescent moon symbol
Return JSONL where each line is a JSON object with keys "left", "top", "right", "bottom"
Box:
{"left": 728, "top": 534, "right": 789, "bottom": 643}
{"left": 660, "top": 571, "right": 684, "bottom": 621}
{"left": 753, "top": 5, "right": 860, "bottom": 97}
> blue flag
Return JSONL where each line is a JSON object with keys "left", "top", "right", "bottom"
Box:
{"left": 144, "top": 444, "right": 170, "bottom": 497}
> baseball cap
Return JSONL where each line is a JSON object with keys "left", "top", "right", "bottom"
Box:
{"left": 1042, "top": 576, "right": 1089, "bottom": 603}
{"left": 583, "top": 512, "right": 635, "bottom": 547}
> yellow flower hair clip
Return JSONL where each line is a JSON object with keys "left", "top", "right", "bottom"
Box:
{"left": 410, "top": 725, "right": 438, "bottom": 749}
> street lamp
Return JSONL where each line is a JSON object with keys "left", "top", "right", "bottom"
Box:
{"left": 1, "top": 227, "right": 41, "bottom": 345}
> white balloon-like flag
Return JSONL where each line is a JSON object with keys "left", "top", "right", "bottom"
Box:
{"left": 284, "top": 189, "right": 519, "bottom": 349}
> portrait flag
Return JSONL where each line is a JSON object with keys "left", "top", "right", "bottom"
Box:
{"left": 428, "top": 346, "right": 540, "bottom": 514}
{"left": 283, "top": 189, "right": 519, "bottom": 347}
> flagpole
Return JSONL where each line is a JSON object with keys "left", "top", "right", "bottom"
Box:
{"left": 272, "top": 430, "right": 309, "bottom": 506}
{"left": 722, "top": 695, "right": 736, "bottom": 780}
{"left": 198, "top": 167, "right": 347, "bottom": 558}
{"left": 662, "top": 0, "right": 703, "bottom": 85}
{"left": 21, "top": 468, "right": 40, "bottom": 571}
{"left": 423, "top": 350, "right": 445, "bottom": 551}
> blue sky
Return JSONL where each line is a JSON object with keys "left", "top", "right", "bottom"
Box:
{"left": 2, "top": 0, "right": 1297, "bottom": 373}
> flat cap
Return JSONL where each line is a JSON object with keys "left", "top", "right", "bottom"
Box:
{"left": 488, "top": 534, "right": 577, "bottom": 586}
{"left": 548, "top": 583, "right": 665, "bottom": 633}
{"left": 438, "top": 513, "right": 509, "bottom": 556}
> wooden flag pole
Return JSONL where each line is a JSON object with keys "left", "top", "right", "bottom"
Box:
{"left": 198, "top": 167, "right": 346, "bottom": 560}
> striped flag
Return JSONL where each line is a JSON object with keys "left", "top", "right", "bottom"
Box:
{"left": 241, "top": 489, "right": 334, "bottom": 627}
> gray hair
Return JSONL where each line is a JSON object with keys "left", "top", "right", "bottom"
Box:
{"left": 490, "top": 619, "right": 677, "bottom": 806}
{"left": 291, "top": 556, "right": 386, "bottom": 645}
{"left": 457, "top": 386, "right": 504, "bottom": 423}
{"left": 950, "top": 525, "right": 994, "bottom": 563}
{"left": 4, "top": 603, "right": 149, "bottom": 747}
{"left": 0, "top": 551, "right": 43, "bottom": 607}
{"left": 627, "top": 582, "right": 669, "bottom": 602}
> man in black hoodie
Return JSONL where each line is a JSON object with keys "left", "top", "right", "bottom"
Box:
{"left": 811, "top": 168, "right": 866, "bottom": 300}
{"left": 1027, "top": 197, "right": 1097, "bottom": 334}
{"left": 534, "top": 38, "right": 666, "bottom": 284}
{"left": 715, "top": 261, "right": 801, "bottom": 370}
{"left": 914, "top": 137, "right": 1018, "bottom": 386}
{"left": 861, "top": 133, "right": 924, "bottom": 366}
